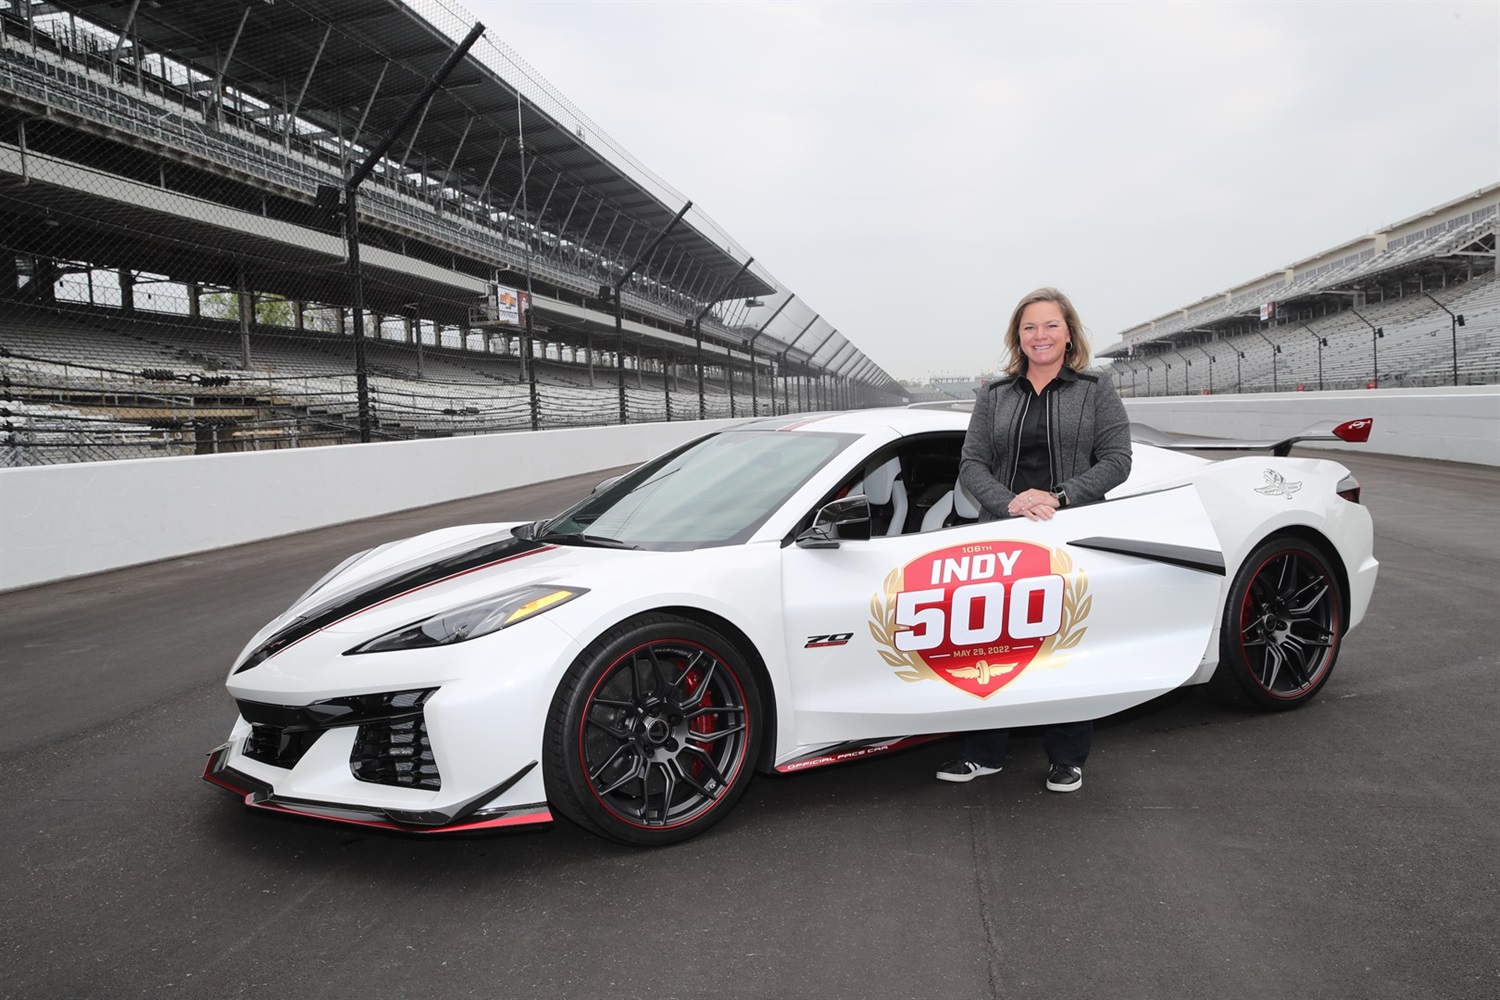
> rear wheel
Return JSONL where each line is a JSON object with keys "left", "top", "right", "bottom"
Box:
{"left": 1213, "top": 536, "right": 1344, "bottom": 711}
{"left": 544, "top": 614, "right": 761, "bottom": 846}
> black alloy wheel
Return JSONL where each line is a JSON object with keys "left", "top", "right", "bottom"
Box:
{"left": 545, "top": 614, "right": 761, "bottom": 846}
{"left": 1214, "top": 536, "right": 1344, "bottom": 711}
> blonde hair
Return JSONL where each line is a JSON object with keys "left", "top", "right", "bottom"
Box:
{"left": 1002, "top": 287, "right": 1093, "bottom": 377}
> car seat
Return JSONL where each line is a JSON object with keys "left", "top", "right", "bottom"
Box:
{"left": 920, "top": 479, "right": 981, "bottom": 531}
{"left": 859, "top": 456, "right": 909, "bottom": 537}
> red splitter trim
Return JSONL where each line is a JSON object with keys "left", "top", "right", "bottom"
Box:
{"left": 204, "top": 745, "right": 552, "bottom": 834}
{"left": 245, "top": 798, "right": 554, "bottom": 834}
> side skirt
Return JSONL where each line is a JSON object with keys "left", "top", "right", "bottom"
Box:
{"left": 775, "top": 734, "right": 947, "bottom": 774}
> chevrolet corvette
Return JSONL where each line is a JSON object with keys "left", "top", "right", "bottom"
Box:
{"left": 205, "top": 406, "right": 1377, "bottom": 845}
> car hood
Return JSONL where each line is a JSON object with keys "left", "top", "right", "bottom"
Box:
{"left": 231, "top": 522, "right": 644, "bottom": 674}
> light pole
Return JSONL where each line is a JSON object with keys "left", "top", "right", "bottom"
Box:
{"left": 683, "top": 257, "right": 755, "bottom": 421}
{"left": 1236, "top": 350, "right": 1244, "bottom": 393}
{"left": 336, "top": 21, "right": 486, "bottom": 441}
{"left": 1422, "top": 292, "right": 1466, "bottom": 386}
{"left": 1251, "top": 330, "right": 1282, "bottom": 392}
{"left": 1297, "top": 320, "right": 1327, "bottom": 391}
{"left": 1349, "top": 307, "right": 1384, "bottom": 386}
{"left": 744, "top": 294, "right": 794, "bottom": 416}
{"left": 602, "top": 201, "right": 694, "bottom": 424}
{"left": 1190, "top": 344, "right": 1213, "bottom": 394}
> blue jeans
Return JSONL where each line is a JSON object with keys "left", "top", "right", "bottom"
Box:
{"left": 962, "top": 721, "right": 1092, "bottom": 769}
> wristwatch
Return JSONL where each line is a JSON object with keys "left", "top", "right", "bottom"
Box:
{"left": 1050, "top": 488, "right": 1069, "bottom": 507}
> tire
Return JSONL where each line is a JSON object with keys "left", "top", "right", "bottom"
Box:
{"left": 1212, "top": 536, "right": 1344, "bottom": 711}
{"left": 544, "top": 614, "right": 762, "bottom": 846}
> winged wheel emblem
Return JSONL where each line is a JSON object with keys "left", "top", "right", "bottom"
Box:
{"left": 1255, "top": 469, "right": 1302, "bottom": 499}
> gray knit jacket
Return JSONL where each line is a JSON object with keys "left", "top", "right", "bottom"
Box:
{"left": 958, "top": 367, "right": 1133, "bottom": 520}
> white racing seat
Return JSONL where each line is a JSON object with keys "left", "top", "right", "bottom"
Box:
{"left": 920, "top": 478, "right": 981, "bottom": 532}
{"left": 860, "top": 456, "right": 908, "bottom": 536}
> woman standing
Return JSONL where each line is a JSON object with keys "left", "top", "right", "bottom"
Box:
{"left": 936, "top": 287, "right": 1132, "bottom": 792}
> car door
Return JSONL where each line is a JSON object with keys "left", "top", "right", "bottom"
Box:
{"left": 780, "top": 483, "right": 1225, "bottom": 749}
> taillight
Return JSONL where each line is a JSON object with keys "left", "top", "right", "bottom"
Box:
{"left": 1336, "top": 474, "right": 1362, "bottom": 504}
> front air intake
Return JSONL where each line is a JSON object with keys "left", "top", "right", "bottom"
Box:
{"left": 244, "top": 724, "right": 321, "bottom": 769}
{"left": 350, "top": 712, "right": 441, "bottom": 791}
{"left": 236, "top": 688, "right": 440, "bottom": 790}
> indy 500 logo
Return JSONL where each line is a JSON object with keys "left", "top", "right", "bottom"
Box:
{"left": 869, "top": 541, "right": 1090, "bottom": 699}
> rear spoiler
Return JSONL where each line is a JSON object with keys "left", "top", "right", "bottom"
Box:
{"left": 1131, "top": 418, "right": 1373, "bottom": 457}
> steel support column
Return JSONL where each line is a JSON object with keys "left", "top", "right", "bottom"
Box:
{"left": 607, "top": 203, "right": 694, "bottom": 424}
{"left": 284, "top": 24, "right": 331, "bottom": 139}
{"left": 745, "top": 294, "right": 795, "bottom": 417}
{"left": 345, "top": 21, "right": 485, "bottom": 442}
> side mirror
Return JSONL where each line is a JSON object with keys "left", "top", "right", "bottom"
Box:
{"left": 591, "top": 475, "right": 623, "bottom": 494}
{"left": 796, "top": 495, "right": 872, "bottom": 549}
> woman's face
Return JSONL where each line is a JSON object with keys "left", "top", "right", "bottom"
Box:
{"left": 1018, "top": 300, "right": 1070, "bottom": 370}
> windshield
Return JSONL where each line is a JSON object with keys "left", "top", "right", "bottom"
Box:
{"left": 540, "top": 430, "right": 855, "bottom": 550}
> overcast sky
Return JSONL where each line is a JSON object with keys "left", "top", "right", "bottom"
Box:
{"left": 461, "top": 0, "right": 1499, "bottom": 382}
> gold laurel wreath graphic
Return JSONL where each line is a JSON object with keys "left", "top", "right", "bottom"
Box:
{"left": 869, "top": 546, "right": 1091, "bottom": 682}
{"left": 1032, "top": 547, "right": 1090, "bottom": 670}
{"left": 868, "top": 567, "right": 940, "bottom": 683}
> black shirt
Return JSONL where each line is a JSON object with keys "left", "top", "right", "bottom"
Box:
{"left": 1008, "top": 376, "right": 1061, "bottom": 495}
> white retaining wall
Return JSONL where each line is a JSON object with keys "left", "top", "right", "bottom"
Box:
{"left": 0, "top": 420, "right": 738, "bottom": 593}
{"left": 2, "top": 387, "right": 1495, "bottom": 593}
{"left": 1123, "top": 385, "right": 1498, "bottom": 465}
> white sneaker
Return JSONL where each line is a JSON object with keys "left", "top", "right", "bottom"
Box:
{"left": 935, "top": 759, "right": 1003, "bottom": 783}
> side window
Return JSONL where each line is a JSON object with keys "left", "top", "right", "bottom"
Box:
{"left": 836, "top": 434, "right": 975, "bottom": 538}
{"left": 899, "top": 435, "right": 976, "bottom": 533}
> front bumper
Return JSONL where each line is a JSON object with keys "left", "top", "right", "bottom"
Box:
{"left": 208, "top": 611, "right": 584, "bottom": 835}
{"left": 203, "top": 742, "right": 552, "bottom": 834}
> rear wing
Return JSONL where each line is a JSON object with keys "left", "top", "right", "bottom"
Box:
{"left": 1131, "top": 418, "right": 1373, "bottom": 457}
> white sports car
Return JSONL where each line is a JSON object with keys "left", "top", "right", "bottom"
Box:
{"left": 205, "top": 407, "right": 1378, "bottom": 845}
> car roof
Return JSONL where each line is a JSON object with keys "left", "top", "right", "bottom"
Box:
{"left": 735, "top": 407, "right": 970, "bottom": 437}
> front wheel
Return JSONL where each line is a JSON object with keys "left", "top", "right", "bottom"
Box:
{"left": 1213, "top": 536, "right": 1344, "bottom": 711}
{"left": 544, "top": 614, "right": 762, "bottom": 846}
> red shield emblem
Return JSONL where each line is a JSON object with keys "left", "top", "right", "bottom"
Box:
{"left": 871, "top": 540, "right": 1082, "bottom": 699}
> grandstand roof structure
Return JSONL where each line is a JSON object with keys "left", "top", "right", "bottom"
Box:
{"left": 54, "top": 0, "right": 772, "bottom": 303}
{"left": 1104, "top": 185, "right": 1498, "bottom": 361}
{"left": 0, "top": 0, "right": 901, "bottom": 397}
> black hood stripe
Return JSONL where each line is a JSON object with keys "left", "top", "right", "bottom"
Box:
{"left": 234, "top": 536, "right": 553, "bottom": 673}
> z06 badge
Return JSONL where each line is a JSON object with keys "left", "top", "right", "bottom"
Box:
{"left": 804, "top": 633, "right": 854, "bottom": 648}
{"left": 869, "top": 540, "right": 1090, "bottom": 698}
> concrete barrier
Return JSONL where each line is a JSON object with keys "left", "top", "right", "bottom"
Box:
{"left": 1123, "top": 385, "right": 1499, "bottom": 465}
{"left": 2, "top": 386, "right": 1495, "bottom": 592}
{"left": 0, "top": 419, "right": 738, "bottom": 592}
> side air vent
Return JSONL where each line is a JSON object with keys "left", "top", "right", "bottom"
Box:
{"left": 351, "top": 708, "right": 440, "bottom": 791}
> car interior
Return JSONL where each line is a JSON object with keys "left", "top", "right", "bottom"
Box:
{"left": 841, "top": 434, "right": 981, "bottom": 537}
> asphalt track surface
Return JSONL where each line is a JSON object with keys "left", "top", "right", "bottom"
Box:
{"left": 2, "top": 451, "right": 1496, "bottom": 1000}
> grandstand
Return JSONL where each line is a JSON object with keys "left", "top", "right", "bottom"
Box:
{"left": 1102, "top": 187, "right": 1499, "bottom": 397}
{"left": 0, "top": 0, "right": 902, "bottom": 466}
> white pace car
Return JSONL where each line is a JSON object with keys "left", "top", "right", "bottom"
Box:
{"left": 206, "top": 406, "right": 1378, "bottom": 845}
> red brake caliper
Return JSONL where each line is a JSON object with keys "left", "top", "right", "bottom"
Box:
{"left": 682, "top": 667, "right": 716, "bottom": 778}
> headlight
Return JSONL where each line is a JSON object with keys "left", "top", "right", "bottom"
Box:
{"left": 346, "top": 585, "right": 588, "bottom": 654}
